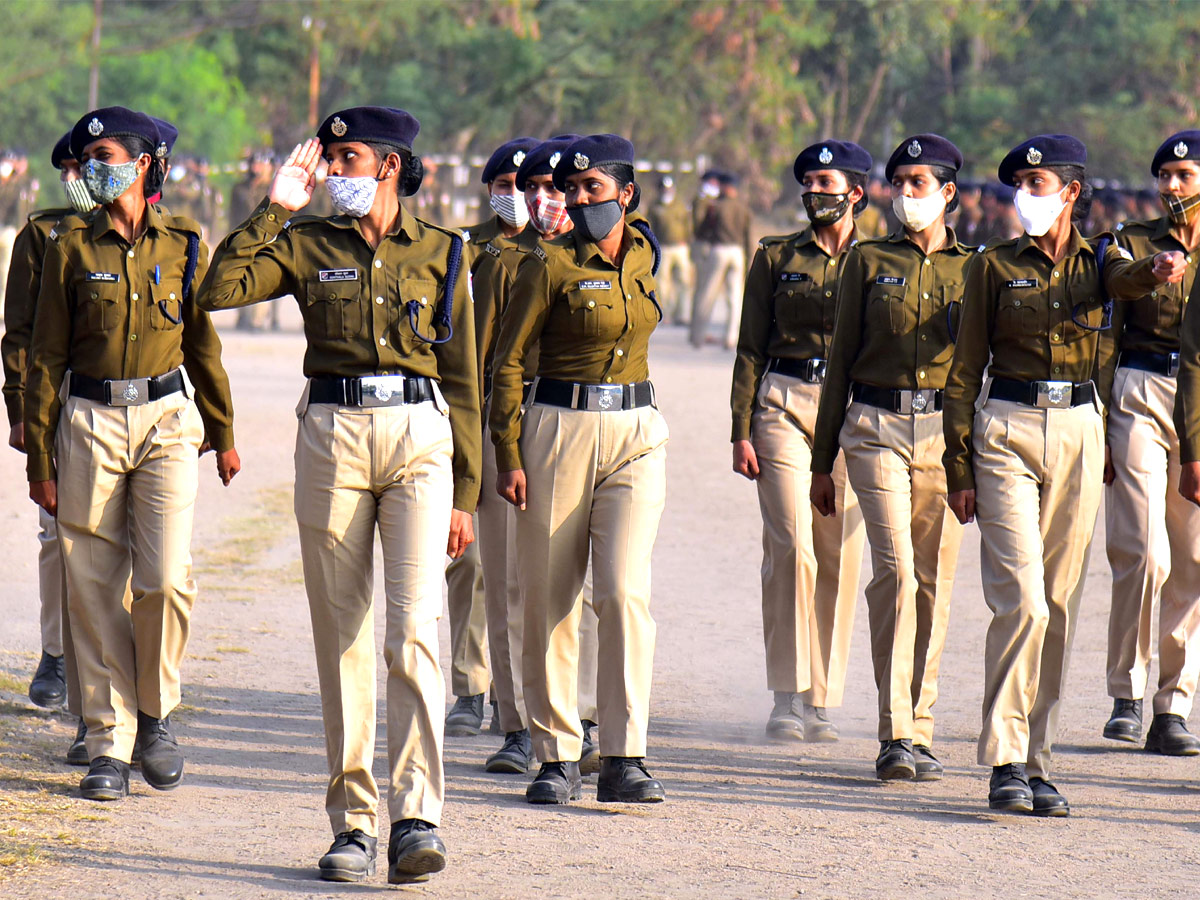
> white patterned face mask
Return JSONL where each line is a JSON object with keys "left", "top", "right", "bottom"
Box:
{"left": 489, "top": 190, "right": 529, "bottom": 228}
{"left": 326, "top": 175, "right": 379, "bottom": 217}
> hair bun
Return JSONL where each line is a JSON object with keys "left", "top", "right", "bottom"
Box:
{"left": 401, "top": 154, "right": 424, "bottom": 196}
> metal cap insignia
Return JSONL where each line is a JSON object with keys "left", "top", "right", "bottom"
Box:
{"left": 1026, "top": 147, "right": 1043, "bottom": 165}
{"left": 574, "top": 152, "right": 589, "bottom": 170}
{"left": 818, "top": 147, "right": 833, "bottom": 165}
{"left": 512, "top": 150, "right": 526, "bottom": 166}
{"left": 1175, "top": 141, "right": 1189, "bottom": 159}
{"left": 87, "top": 117, "right": 104, "bottom": 137}
{"left": 907, "top": 140, "right": 922, "bottom": 158}
{"left": 155, "top": 142, "right": 168, "bottom": 159}
{"left": 330, "top": 116, "right": 347, "bottom": 137}
{"left": 549, "top": 151, "right": 562, "bottom": 168}
{"left": 122, "top": 383, "right": 139, "bottom": 402}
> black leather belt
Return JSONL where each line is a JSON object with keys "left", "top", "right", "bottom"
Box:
{"left": 768, "top": 357, "right": 827, "bottom": 384}
{"left": 989, "top": 377, "right": 1095, "bottom": 409}
{"left": 533, "top": 378, "right": 655, "bottom": 411}
{"left": 69, "top": 369, "right": 184, "bottom": 406}
{"left": 1119, "top": 350, "right": 1180, "bottom": 377}
{"left": 851, "top": 382, "right": 942, "bottom": 414}
{"left": 309, "top": 374, "right": 434, "bottom": 406}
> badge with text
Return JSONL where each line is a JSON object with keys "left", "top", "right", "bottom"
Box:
{"left": 85, "top": 272, "right": 120, "bottom": 283}
{"left": 875, "top": 275, "right": 906, "bottom": 286}
{"left": 1003, "top": 278, "right": 1038, "bottom": 289}
{"left": 318, "top": 269, "right": 359, "bottom": 282}
{"left": 577, "top": 279, "right": 612, "bottom": 290}
{"left": 780, "top": 273, "right": 811, "bottom": 282}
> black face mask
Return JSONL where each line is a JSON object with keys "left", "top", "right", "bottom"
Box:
{"left": 567, "top": 199, "right": 624, "bottom": 243}
{"left": 802, "top": 191, "right": 851, "bottom": 225}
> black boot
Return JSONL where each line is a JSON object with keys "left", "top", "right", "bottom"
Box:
{"left": 80, "top": 756, "right": 130, "bottom": 801}
{"left": 526, "top": 761, "right": 583, "bottom": 804}
{"left": 913, "top": 744, "right": 943, "bottom": 782}
{"left": 485, "top": 729, "right": 532, "bottom": 774}
{"left": 135, "top": 711, "right": 184, "bottom": 790}
{"left": 596, "top": 757, "right": 665, "bottom": 803}
{"left": 1102, "top": 698, "right": 1143, "bottom": 743}
{"left": 1030, "top": 777, "right": 1070, "bottom": 817}
{"left": 318, "top": 829, "right": 377, "bottom": 882}
{"left": 579, "top": 719, "right": 600, "bottom": 775}
{"left": 988, "top": 763, "right": 1033, "bottom": 813}
{"left": 1144, "top": 713, "right": 1200, "bottom": 756}
{"left": 66, "top": 718, "right": 89, "bottom": 766}
{"left": 765, "top": 692, "right": 805, "bottom": 742}
{"left": 387, "top": 819, "right": 446, "bottom": 884}
{"left": 444, "top": 694, "right": 484, "bottom": 736}
{"left": 804, "top": 704, "right": 838, "bottom": 743}
{"left": 28, "top": 651, "right": 66, "bottom": 708}
{"left": 875, "top": 739, "right": 915, "bottom": 781}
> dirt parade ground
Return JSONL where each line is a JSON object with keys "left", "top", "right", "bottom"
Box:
{"left": 1, "top": 308, "right": 1198, "bottom": 899}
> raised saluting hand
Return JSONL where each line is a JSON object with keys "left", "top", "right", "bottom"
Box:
{"left": 269, "top": 138, "right": 323, "bottom": 212}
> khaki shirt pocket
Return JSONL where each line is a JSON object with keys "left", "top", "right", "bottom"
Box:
{"left": 773, "top": 277, "right": 822, "bottom": 336}
{"left": 395, "top": 277, "right": 439, "bottom": 349}
{"left": 634, "top": 276, "right": 663, "bottom": 327}
{"left": 305, "top": 276, "right": 363, "bottom": 341}
{"left": 74, "top": 277, "right": 120, "bottom": 331}
{"left": 996, "top": 288, "right": 1039, "bottom": 337}
{"left": 866, "top": 281, "right": 910, "bottom": 335}
{"left": 149, "top": 281, "right": 185, "bottom": 331}
{"left": 1065, "top": 294, "right": 1104, "bottom": 342}
{"left": 930, "top": 282, "right": 961, "bottom": 349}
{"left": 565, "top": 287, "right": 618, "bottom": 338}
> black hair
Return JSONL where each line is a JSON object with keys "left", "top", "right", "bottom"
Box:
{"left": 926, "top": 164, "right": 960, "bottom": 215}
{"left": 591, "top": 162, "right": 640, "bottom": 212}
{"left": 361, "top": 140, "right": 424, "bottom": 197}
{"left": 1044, "top": 164, "right": 1092, "bottom": 222}
{"left": 111, "top": 134, "right": 165, "bottom": 198}
{"left": 844, "top": 171, "right": 869, "bottom": 216}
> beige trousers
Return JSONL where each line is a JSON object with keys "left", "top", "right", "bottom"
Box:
{"left": 1105, "top": 367, "right": 1200, "bottom": 717}
{"left": 295, "top": 396, "right": 453, "bottom": 836}
{"left": 752, "top": 374, "right": 864, "bottom": 703}
{"left": 690, "top": 243, "right": 744, "bottom": 349}
{"left": 445, "top": 534, "right": 489, "bottom": 698}
{"left": 658, "top": 243, "right": 694, "bottom": 325}
{"left": 518, "top": 402, "right": 668, "bottom": 762}
{"left": 974, "top": 397, "right": 1103, "bottom": 779}
{"left": 839, "top": 401, "right": 962, "bottom": 744}
{"left": 55, "top": 392, "right": 203, "bottom": 762}
{"left": 38, "top": 506, "right": 85, "bottom": 715}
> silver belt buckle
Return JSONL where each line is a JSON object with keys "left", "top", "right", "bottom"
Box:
{"left": 1034, "top": 380, "right": 1072, "bottom": 409}
{"left": 359, "top": 374, "right": 406, "bottom": 407}
{"left": 585, "top": 384, "right": 624, "bottom": 411}
{"left": 805, "top": 359, "right": 827, "bottom": 384}
{"left": 107, "top": 377, "right": 149, "bottom": 406}
{"left": 1169, "top": 352, "right": 1181, "bottom": 377}
{"left": 897, "top": 388, "right": 937, "bottom": 415}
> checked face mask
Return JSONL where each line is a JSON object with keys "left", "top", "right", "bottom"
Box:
{"left": 526, "top": 192, "right": 569, "bottom": 235}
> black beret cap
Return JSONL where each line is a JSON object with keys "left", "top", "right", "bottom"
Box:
{"left": 317, "top": 106, "right": 420, "bottom": 151}
{"left": 481, "top": 137, "right": 540, "bottom": 184}
{"left": 1151, "top": 130, "right": 1200, "bottom": 177}
{"left": 885, "top": 133, "right": 963, "bottom": 182}
{"left": 149, "top": 116, "right": 178, "bottom": 159}
{"left": 553, "top": 133, "right": 635, "bottom": 192}
{"left": 70, "top": 106, "right": 161, "bottom": 159}
{"left": 516, "top": 135, "right": 580, "bottom": 191}
{"left": 50, "top": 131, "right": 73, "bottom": 169}
{"left": 793, "top": 140, "right": 872, "bottom": 182}
{"left": 998, "top": 134, "right": 1086, "bottom": 185}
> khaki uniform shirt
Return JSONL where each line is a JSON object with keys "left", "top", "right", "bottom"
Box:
{"left": 489, "top": 222, "right": 661, "bottom": 471}
{"left": 3, "top": 208, "right": 70, "bottom": 426}
{"left": 25, "top": 204, "right": 235, "bottom": 482}
{"left": 730, "top": 226, "right": 857, "bottom": 442}
{"left": 196, "top": 199, "right": 481, "bottom": 511}
{"left": 811, "top": 228, "right": 972, "bottom": 473}
{"left": 943, "top": 227, "right": 1161, "bottom": 492}
{"left": 473, "top": 228, "right": 542, "bottom": 385}
{"left": 696, "top": 194, "right": 752, "bottom": 256}
{"left": 649, "top": 199, "right": 691, "bottom": 246}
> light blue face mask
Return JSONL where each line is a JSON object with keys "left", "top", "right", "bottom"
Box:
{"left": 84, "top": 158, "right": 140, "bottom": 204}
{"left": 326, "top": 175, "right": 379, "bottom": 218}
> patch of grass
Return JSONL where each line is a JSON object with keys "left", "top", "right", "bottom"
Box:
{"left": 0, "top": 674, "right": 27, "bottom": 695}
{"left": 215, "top": 646, "right": 250, "bottom": 654}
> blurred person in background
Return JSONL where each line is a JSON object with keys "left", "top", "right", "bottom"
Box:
{"left": 648, "top": 174, "right": 693, "bottom": 325}
{"left": 690, "top": 170, "right": 752, "bottom": 350}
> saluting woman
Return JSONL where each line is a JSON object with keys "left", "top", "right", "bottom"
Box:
{"left": 197, "top": 108, "right": 480, "bottom": 884}
{"left": 943, "top": 135, "right": 1184, "bottom": 817}
{"left": 490, "top": 134, "right": 668, "bottom": 806}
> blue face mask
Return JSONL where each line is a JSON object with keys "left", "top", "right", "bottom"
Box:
{"left": 84, "top": 158, "right": 140, "bottom": 205}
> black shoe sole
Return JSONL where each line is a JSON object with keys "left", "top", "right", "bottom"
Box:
{"left": 914, "top": 768, "right": 944, "bottom": 782}
{"left": 1144, "top": 740, "right": 1200, "bottom": 756}
{"left": 526, "top": 784, "right": 583, "bottom": 804}
{"left": 988, "top": 796, "right": 1033, "bottom": 813}
{"left": 1032, "top": 803, "right": 1070, "bottom": 818}
{"left": 319, "top": 861, "right": 376, "bottom": 883}
{"left": 596, "top": 787, "right": 665, "bottom": 803}
{"left": 388, "top": 847, "right": 446, "bottom": 884}
{"left": 80, "top": 782, "right": 130, "bottom": 801}
{"left": 876, "top": 763, "right": 915, "bottom": 781}
{"left": 484, "top": 755, "right": 530, "bottom": 774}
{"left": 765, "top": 722, "right": 805, "bottom": 743}
{"left": 1102, "top": 723, "right": 1141, "bottom": 743}
{"left": 805, "top": 726, "right": 839, "bottom": 743}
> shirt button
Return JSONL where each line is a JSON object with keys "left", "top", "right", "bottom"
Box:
{"left": 787, "top": 290, "right": 794, "bottom": 297}
{"left": 825, "top": 290, "right": 832, "bottom": 298}
{"left": 921, "top": 334, "right": 928, "bottom": 341}
{"left": 379, "top": 338, "right": 386, "bottom": 346}
{"left": 169, "top": 292, "right": 176, "bottom": 300}
{"left": 376, "top": 296, "right": 384, "bottom": 304}
{"left": 828, "top": 259, "right": 836, "bottom": 267}
{"left": 129, "top": 334, "right": 137, "bottom": 341}
{"left": 626, "top": 293, "right": 632, "bottom": 300}
{"left": 616, "top": 348, "right": 624, "bottom": 357}
{"left": 588, "top": 300, "right": 596, "bottom": 309}
{"left": 605, "top": 376, "right": 613, "bottom": 383}
{"left": 374, "top": 260, "right": 382, "bottom": 269}
{"left": 923, "top": 258, "right": 931, "bottom": 266}
{"left": 90, "top": 291, "right": 98, "bottom": 299}
{"left": 126, "top": 250, "right": 135, "bottom": 258}
{"left": 1151, "top": 292, "right": 1158, "bottom": 299}
{"left": 918, "top": 370, "right": 927, "bottom": 379}
{"left": 1054, "top": 366, "right": 1062, "bottom": 374}
{"left": 1052, "top": 301, "right": 1060, "bottom": 309}
{"left": 1053, "top": 270, "right": 1060, "bottom": 278}
{"left": 420, "top": 296, "right": 428, "bottom": 306}
{"left": 267, "top": 213, "right": 276, "bottom": 221}
{"left": 1014, "top": 300, "right": 1022, "bottom": 307}
{"left": 1052, "top": 333, "right": 1062, "bottom": 343}
{"left": 1188, "top": 256, "right": 1193, "bottom": 264}
{"left": 131, "top": 292, "right": 139, "bottom": 301}
{"left": 922, "top": 292, "right": 930, "bottom": 300}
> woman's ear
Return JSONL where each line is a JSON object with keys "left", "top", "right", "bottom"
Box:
{"left": 942, "top": 181, "right": 957, "bottom": 206}
{"left": 621, "top": 181, "right": 636, "bottom": 207}
{"left": 384, "top": 151, "right": 403, "bottom": 181}
{"left": 1066, "top": 180, "right": 1082, "bottom": 202}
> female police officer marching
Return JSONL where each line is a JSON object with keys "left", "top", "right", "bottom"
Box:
{"left": 730, "top": 140, "right": 869, "bottom": 744}
{"left": 942, "top": 135, "right": 1184, "bottom": 816}
{"left": 810, "top": 135, "right": 970, "bottom": 784}
{"left": 490, "top": 134, "right": 669, "bottom": 805}
{"left": 25, "top": 107, "right": 239, "bottom": 800}
{"left": 197, "top": 107, "right": 480, "bottom": 884}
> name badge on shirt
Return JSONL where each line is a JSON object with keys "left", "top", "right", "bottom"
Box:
{"left": 875, "top": 275, "right": 906, "bottom": 286}
{"left": 318, "top": 268, "right": 358, "bottom": 282}
{"left": 577, "top": 279, "right": 612, "bottom": 290}
{"left": 779, "top": 272, "right": 810, "bottom": 282}
{"left": 85, "top": 272, "right": 120, "bottom": 283}
{"left": 1003, "top": 278, "right": 1038, "bottom": 289}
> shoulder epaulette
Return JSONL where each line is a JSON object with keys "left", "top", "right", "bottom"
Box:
{"left": 414, "top": 216, "right": 466, "bottom": 244}
{"left": 484, "top": 241, "right": 501, "bottom": 258}
{"left": 163, "top": 212, "right": 204, "bottom": 238}
{"left": 531, "top": 244, "right": 550, "bottom": 263}
{"left": 280, "top": 213, "right": 324, "bottom": 231}
{"left": 28, "top": 207, "right": 71, "bottom": 224}
{"left": 1113, "top": 218, "right": 1156, "bottom": 235}
{"left": 757, "top": 232, "right": 797, "bottom": 249}
{"left": 48, "top": 211, "right": 92, "bottom": 241}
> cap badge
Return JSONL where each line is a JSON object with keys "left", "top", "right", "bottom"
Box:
{"left": 1175, "top": 141, "right": 1189, "bottom": 159}
{"left": 818, "top": 146, "right": 833, "bottom": 165}
{"left": 122, "top": 383, "right": 139, "bottom": 402}
{"left": 549, "top": 151, "right": 562, "bottom": 168}
{"left": 574, "top": 152, "right": 589, "bottom": 170}
{"left": 907, "top": 139, "right": 922, "bottom": 158}
{"left": 512, "top": 150, "right": 526, "bottom": 166}
{"left": 87, "top": 117, "right": 104, "bottom": 137}
{"left": 1026, "top": 146, "right": 1043, "bottom": 166}
{"left": 155, "top": 142, "right": 168, "bottom": 160}
{"left": 330, "top": 116, "right": 348, "bottom": 138}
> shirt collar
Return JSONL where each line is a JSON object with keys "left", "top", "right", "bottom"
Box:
{"left": 796, "top": 224, "right": 859, "bottom": 256}
{"left": 571, "top": 220, "right": 648, "bottom": 269}
{"left": 1151, "top": 215, "right": 1172, "bottom": 241}
{"left": 1015, "top": 225, "right": 1090, "bottom": 261}
{"left": 322, "top": 203, "right": 421, "bottom": 243}
{"left": 90, "top": 201, "right": 167, "bottom": 242}
{"left": 885, "top": 224, "right": 966, "bottom": 254}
